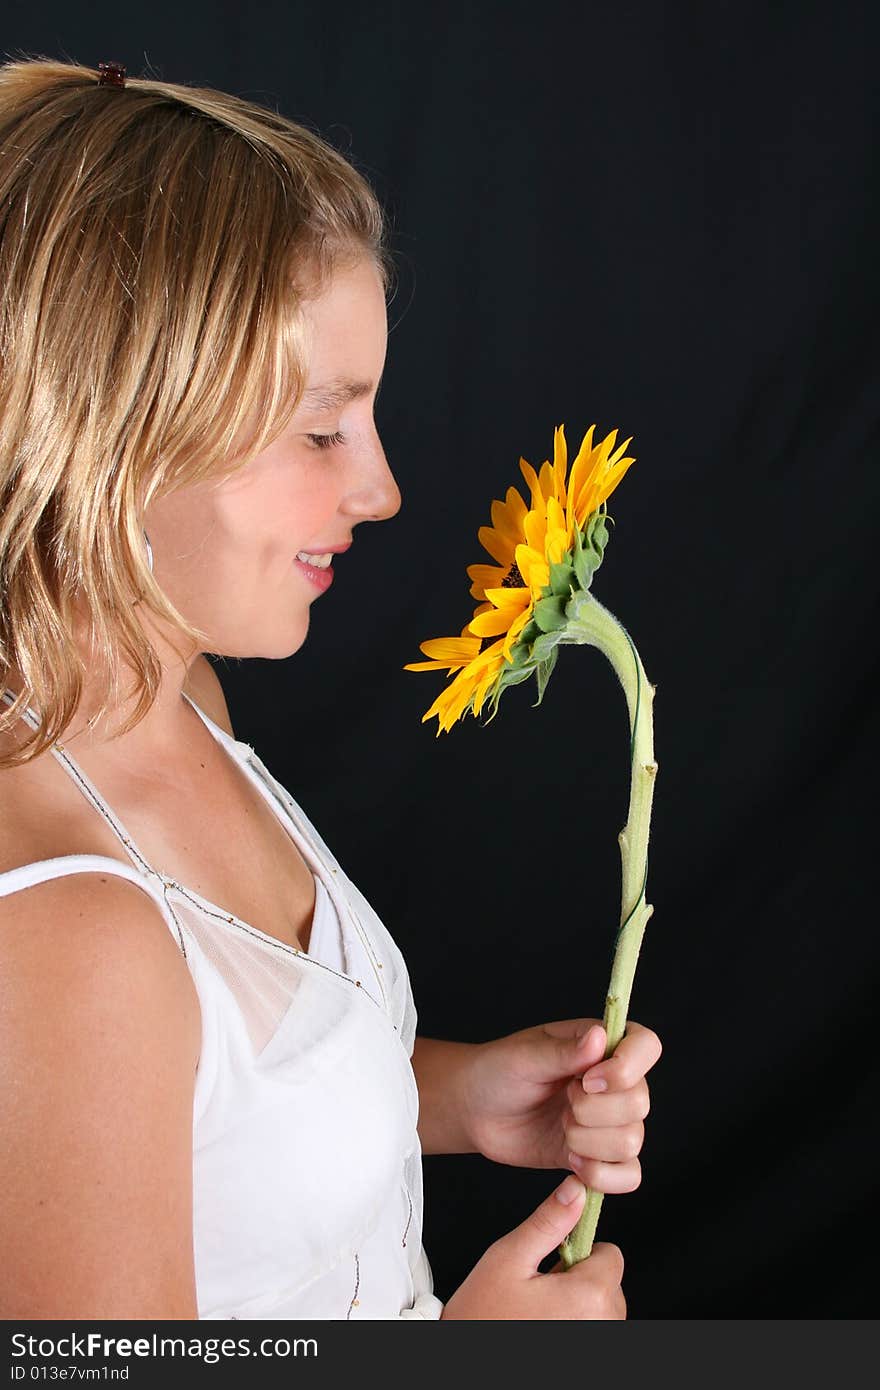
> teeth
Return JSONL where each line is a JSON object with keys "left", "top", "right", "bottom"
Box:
{"left": 296, "top": 551, "right": 333, "bottom": 569}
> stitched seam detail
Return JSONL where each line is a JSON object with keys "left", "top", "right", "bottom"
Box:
{"left": 346, "top": 1252, "right": 361, "bottom": 1318}
{"left": 166, "top": 879, "right": 386, "bottom": 1013}
{"left": 402, "top": 1187, "right": 413, "bottom": 1248}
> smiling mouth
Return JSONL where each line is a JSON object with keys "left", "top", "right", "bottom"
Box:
{"left": 295, "top": 551, "right": 333, "bottom": 569}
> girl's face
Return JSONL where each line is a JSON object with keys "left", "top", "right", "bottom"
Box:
{"left": 144, "top": 255, "right": 400, "bottom": 661}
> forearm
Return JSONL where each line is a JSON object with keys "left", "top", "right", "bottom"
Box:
{"left": 411, "top": 1036, "right": 480, "bottom": 1156}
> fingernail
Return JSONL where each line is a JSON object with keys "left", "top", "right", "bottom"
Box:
{"left": 583, "top": 1076, "right": 608, "bottom": 1093}
{"left": 567, "top": 1151, "right": 583, "bottom": 1170}
{"left": 556, "top": 1175, "right": 585, "bottom": 1204}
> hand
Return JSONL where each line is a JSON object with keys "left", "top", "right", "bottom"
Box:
{"left": 461, "top": 1018, "right": 662, "bottom": 1193}
{"left": 439, "top": 1175, "right": 626, "bottom": 1320}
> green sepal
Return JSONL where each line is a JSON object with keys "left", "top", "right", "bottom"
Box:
{"left": 517, "top": 618, "right": 541, "bottom": 648}
{"left": 506, "top": 638, "right": 531, "bottom": 668}
{"left": 572, "top": 509, "right": 613, "bottom": 592}
{"left": 529, "top": 628, "right": 565, "bottom": 664}
{"left": 533, "top": 646, "right": 559, "bottom": 705}
{"left": 565, "top": 587, "right": 595, "bottom": 625}
{"left": 533, "top": 595, "right": 567, "bottom": 633}
{"left": 495, "top": 664, "right": 535, "bottom": 690}
{"left": 549, "top": 559, "right": 575, "bottom": 598}
{"left": 482, "top": 661, "right": 533, "bottom": 724}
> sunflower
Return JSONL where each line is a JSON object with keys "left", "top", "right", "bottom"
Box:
{"left": 404, "top": 423, "right": 636, "bottom": 733}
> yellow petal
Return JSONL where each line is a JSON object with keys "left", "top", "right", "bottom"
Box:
{"left": 571, "top": 424, "right": 596, "bottom": 477}
{"left": 553, "top": 424, "right": 568, "bottom": 498}
{"left": 472, "top": 666, "right": 501, "bottom": 716}
{"left": 518, "top": 457, "right": 543, "bottom": 510}
{"left": 422, "top": 668, "right": 477, "bottom": 732}
{"left": 515, "top": 543, "right": 549, "bottom": 591}
{"left": 477, "top": 525, "right": 515, "bottom": 567}
{"left": 504, "top": 484, "right": 528, "bottom": 527}
{"left": 600, "top": 428, "right": 619, "bottom": 460}
{"left": 524, "top": 508, "right": 548, "bottom": 552}
{"left": 418, "top": 635, "right": 482, "bottom": 662}
{"left": 609, "top": 436, "right": 633, "bottom": 466}
{"left": 483, "top": 584, "right": 530, "bottom": 609}
{"left": 467, "top": 562, "right": 507, "bottom": 583}
{"left": 489, "top": 500, "right": 517, "bottom": 544}
{"left": 546, "top": 530, "right": 568, "bottom": 566}
{"left": 538, "top": 459, "right": 556, "bottom": 502}
{"left": 467, "top": 563, "right": 507, "bottom": 600}
{"left": 546, "top": 495, "right": 566, "bottom": 535}
{"left": 568, "top": 425, "right": 598, "bottom": 519}
{"left": 469, "top": 608, "right": 517, "bottom": 637}
{"left": 576, "top": 456, "right": 635, "bottom": 525}
{"left": 502, "top": 606, "right": 532, "bottom": 660}
{"left": 595, "top": 457, "right": 635, "bottom": 505}
{"left": 490, "top": 488, "right": 529, "bottom": 544}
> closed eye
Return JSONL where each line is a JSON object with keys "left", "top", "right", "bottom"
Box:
{"left": 306, "top": 431, "right": 347, "bottom": 450}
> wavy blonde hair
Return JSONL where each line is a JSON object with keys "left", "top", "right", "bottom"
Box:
{"left": 0, "top": 55, "right": 393, "bottom": 768}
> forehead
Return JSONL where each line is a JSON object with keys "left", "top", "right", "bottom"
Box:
{"left": 300, "top": 258, "right": 387, "bottom": 369}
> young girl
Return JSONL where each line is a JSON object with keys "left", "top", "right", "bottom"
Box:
{"left": 0, "top": 56, "right": 661, "bottom": 1320}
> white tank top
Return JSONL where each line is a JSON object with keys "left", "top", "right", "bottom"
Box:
{"left": 0, "top": 687, "right": 443, "bottom": 1321}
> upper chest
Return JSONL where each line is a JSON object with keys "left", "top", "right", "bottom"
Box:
{"left": 0, "top": 723, "right": 317, "bottom": 954}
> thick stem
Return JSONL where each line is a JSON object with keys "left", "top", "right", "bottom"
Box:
{"left": 556, "top": 591, "right": 657, "bottom": 1270}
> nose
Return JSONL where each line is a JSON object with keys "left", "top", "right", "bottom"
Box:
{"left": 343, "top": 425, "right": 402, "bottom": 524}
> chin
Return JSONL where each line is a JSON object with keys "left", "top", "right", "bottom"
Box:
{"left": 220, "top": 614, "right": 311, "bottom": 661}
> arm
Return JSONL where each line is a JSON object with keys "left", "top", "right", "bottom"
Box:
{"left": 0, "top": 874, "right": 201, "bottom": 1317}
{"left": 411, "top": 1035, "right": 481, "bottom": 1155}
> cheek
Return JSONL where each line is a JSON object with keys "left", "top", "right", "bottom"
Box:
{"left": 282, "top": 473, "right": 340, "bottom": 539}
{"left": 217, "top": 461, "right": 340, "bottom": 561}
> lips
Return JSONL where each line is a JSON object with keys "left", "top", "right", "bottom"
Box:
{"left": 293, "top": 554, "right": 336, "bottom": 593}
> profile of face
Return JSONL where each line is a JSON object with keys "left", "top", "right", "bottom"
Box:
{"left": 143, "top": 255, "right": 401, "bottom": 662}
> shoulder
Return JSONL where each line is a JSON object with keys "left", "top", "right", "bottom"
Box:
{"left": 183, "top": 654, "right": 235, "bottom": 738}
{"left": 0, "top": 869, "right": 199, "bottom": 1036}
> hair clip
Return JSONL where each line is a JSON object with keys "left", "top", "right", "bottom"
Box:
{"left": 97, "top": 61, "right": 127, "bottom": 88}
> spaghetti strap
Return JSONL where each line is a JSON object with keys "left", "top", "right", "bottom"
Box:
{"left": 0, "top": 853, "right": 188, "bottom": 957}
{"left": 0, "top": 687, "right": 162, "bottom": 882}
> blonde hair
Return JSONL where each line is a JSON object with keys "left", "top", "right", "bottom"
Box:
{"left": 0, "top": 55, "right": 392, "bottom": 767}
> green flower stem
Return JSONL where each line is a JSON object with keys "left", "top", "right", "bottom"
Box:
{"left": 557, "top": 591, "right": 657, "bottom": 1270}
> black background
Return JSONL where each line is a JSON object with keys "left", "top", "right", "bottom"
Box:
{"left": 6, "top": 2, "right": 877, "bottom": 1317}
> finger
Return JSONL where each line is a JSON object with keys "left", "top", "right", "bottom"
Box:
{"left": 540, "top": 1018, "right": 604, "bottom": 1042}
{"left": 558, "top": 1241, "right": 625, "bottom": 1286}
{"left": 501, "top": 1175, "right": 588, "bottom": 1275}
{"left": 565, "top": 1152, "right": 642, "bottom": 1194}
{"left": 564, "top": 1118, "right": 645, "bottom": 1164}
{"left": 540, "top": 1019, "right": 607, "bottom": 1079}
{"left": 567, "top": 1076, "right": 650, "bottom": 1125}
{"left": 581, "top": 1022, "right": 662, "bottom": 1092}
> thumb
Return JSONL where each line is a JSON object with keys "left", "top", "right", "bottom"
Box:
{"left": 535, "top": 1022, "right": 607, "bottom": 1083}
{"left": 572, "top": 1024, "right": 607, "bottom": 1073}
{"left": 502, "top": 1176, "right": 587, "bottom": 1275}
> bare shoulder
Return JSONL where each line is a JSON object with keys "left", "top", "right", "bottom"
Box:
{"left": 183, "top": 654, "right": 235, "bottom": 737}
{"left": 0, "top": 868, "right": 198, "bottom": 1006}
{"left": 0, "top": 871, "right": 201, "bottom": 1317}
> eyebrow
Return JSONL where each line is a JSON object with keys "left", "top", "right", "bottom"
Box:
{"left": 300, "top": 377, "right": 378, "bottom": 412}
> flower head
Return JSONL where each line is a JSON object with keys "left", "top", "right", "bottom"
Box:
{"left": 404, "top": 424, "right": 635, "bottom": 733}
